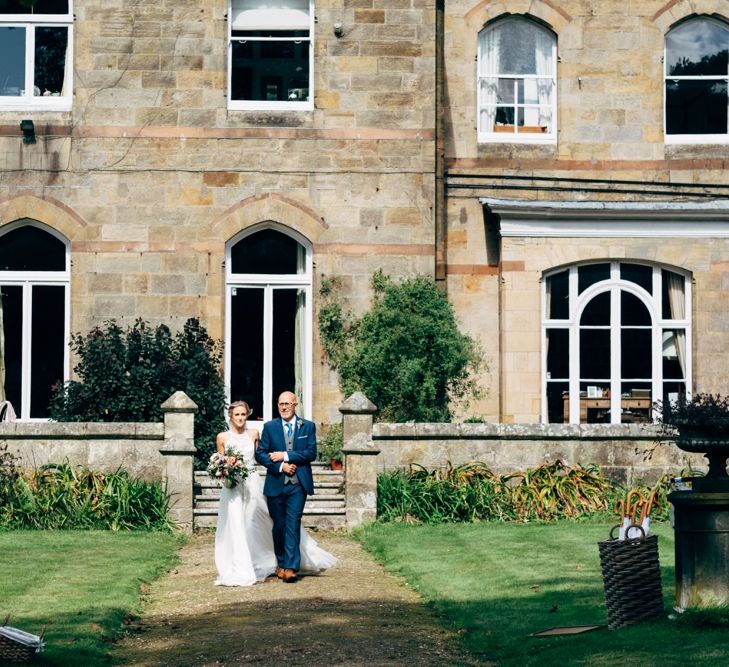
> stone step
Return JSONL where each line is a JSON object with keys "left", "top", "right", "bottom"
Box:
{"left": 193, "top": 512, "right": 346, "bottom": 530}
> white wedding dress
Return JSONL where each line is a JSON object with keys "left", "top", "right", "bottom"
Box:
{"left": 214, "top": 429, "right": 337, "bottom": 586}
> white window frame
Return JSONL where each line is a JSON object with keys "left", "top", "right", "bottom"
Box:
{"left": 224, "top": 223, "right": 313, "bottom": 424}
{"left": 227, "top": 0, "right": 314, "bottom": 112}
{"left": 541, "top": 261, "right": 692, "bottom": 425}
{"left": 0, "top": 221, "right": 70, "bottom": 421}
{"left": 664, "top": 15, "right": 729, "bottom": 145}
{"left": 477, "top": 15, "right": 557, "bottom": 144}
{"left": 0, "top": 1, "right": 73, "bottom": 111}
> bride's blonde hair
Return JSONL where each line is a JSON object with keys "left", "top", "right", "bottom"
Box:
{"left": 228, "top": 400, "right": 251, "bottom": 417}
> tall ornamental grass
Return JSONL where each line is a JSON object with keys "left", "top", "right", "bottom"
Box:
{"left": 0, "top": 445, "right": 172, "bottom": 530}
{"left": 377, "top": 460, "right": 669, "bottom": 524}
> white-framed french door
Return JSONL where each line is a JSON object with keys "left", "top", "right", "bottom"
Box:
{"left": 224, "top": 224, "right": 312, "bottom": 424}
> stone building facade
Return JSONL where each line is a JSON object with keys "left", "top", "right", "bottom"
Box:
{"left": 2, "top": 0, "right": 729, "bottom": 431}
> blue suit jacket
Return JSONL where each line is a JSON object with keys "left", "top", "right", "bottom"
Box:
{"left": 255, "top": 416, "right": 317, "bottom": 496}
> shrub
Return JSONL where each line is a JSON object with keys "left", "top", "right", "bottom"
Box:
{"left": 317, "top": 422, "right": 343, "bottom": 463}
{"left": 318, "top": 271, "right": 484, "bottom": 422}
{"left": 49, "top": 318, "right": 227, "bottom": 467}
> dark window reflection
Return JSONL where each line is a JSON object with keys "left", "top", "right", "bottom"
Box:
{"left": 580, "top": 291, "right": 610, "bottom": 326}
{"left": 620, "top": 263, "right": 652, "bottom": 293}
{"left": 546, "top": 328, "right": 569, "bottom": 379}
{"left": 621, "top": 291, "right": 651, "bottom": 326}
{"left": 230, "top": 229, "right": 303, "bottom": 275}
{"left": 0, "top": 225, "right": 66, "bottom": 271}
{"left": 34, "top": 26, "right": 67, "bottom": 96}
{"left": 0, "top": 26, "right": 25, "bottom": 96}
{"left": 621, "top": 329, "right": 652, "bottom": 378}
{"left": 547, "top": 270, "right": 568, "bottom": 319}
{"left": 580, "top": 329, "right": 610, "bottom": 378}
{"left": 666, "top": 79, "right": 728, "bottom": 134}
{"left": 666, "top": 19, "right": 728, "bottom": 76}
{"left": 30, "top": 285, "right": 65, "bottom": 418}
{"left": 0, "top": 0, "right": 68, "bottom": 13}
{"left": 578, "top": 263, "right": 609, "bottom": 293}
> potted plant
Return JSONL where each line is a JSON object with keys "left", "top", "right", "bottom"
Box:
{"left": 657, "top": 393, "right": 729, "bottom": 485}
{"left": 318, "top": 423, "right": 343, "bottom": 470}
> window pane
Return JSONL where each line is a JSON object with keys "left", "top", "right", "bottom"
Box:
{"left": 271, "top": 288, "right": 305, "bottom": 414}
{"left": 34, "top": 26, "right": 67, "bottom": 97}
{"left": 497, "top": 79, "right": 515, "bottom": 104}
{"left": 546, "top": 328, "right": 568, "bottom": 379}
{"left": 620, "top": 383, "right": 651, "bottom": 423}
{"left": 580, "top": 291, "right": 610, "bottom": 326}
{"left": 621, "top": 291, "right": 651, "bottom": 326}
{"left": 662, "top": 329, "right": 686, "bottom": 379}
{"left": 493, "top": 20, "right": 553, "bottom": 75}
{"left": 0, "top": 226, "right": 66, "bottom": 271}
{"left": 621, "top": 329, "right": 651, "bottom": 377}
{"left": 666, "top": 79, "right": 728, "bottom": 134}
{"left": 30, "top": 285, "right": 64, "bottom": 419}
{"left": 0, "top": 26, "right": 25, "bottom": 97}
{"left": 231, "top": 36, "right": 310, "bottom": 102}
{"left": 546, "top": 381, "right": 568, "bottom": 423}
{"left": 662, "top": 381, "right": 687, "bottom": 406}
{"left": 546, "top": 270, "right": 568, "bottom": 319}
{"left": 620, "top": 263, "right": 652, "bottom": 293}
{"left": 580, "top": 329, "right": 610, "bottom": 378}
{"left": 0, "top": 0, "right": 68, "bottom": 13}
{"left": 0, "top": 285, "right": 23, "bottom": 417}
{"left": 230, "top": 229, "right": 304, "bottom": 274}
{"left": 666, "top": 19, "right": 729, "bottom": 76}
{"left": 578, "top": 263, "right": 609, "bottom": 293}
{"left": 229, "top": 287, "right": 264, "bottom": 420}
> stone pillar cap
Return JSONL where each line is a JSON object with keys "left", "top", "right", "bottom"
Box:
{"left": 161, "top": 391, "right": 198, "bottom": 413}
{"left": 339, "top": 392, "right": 377, "bottom": 415}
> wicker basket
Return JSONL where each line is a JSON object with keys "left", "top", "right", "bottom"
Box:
{"left": 598, "top": 526, "right": 664, "bottom": 630}
{"left": 0, "top": 624, "right": 45, "bottom": 663}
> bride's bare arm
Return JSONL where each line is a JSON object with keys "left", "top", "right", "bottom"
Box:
{"left": 215, "top": 432, "right": 227, "bottom": 455}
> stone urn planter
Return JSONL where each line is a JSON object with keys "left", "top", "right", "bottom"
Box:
{"left": 660, "top": 394, "right": 729, "bottom": 610}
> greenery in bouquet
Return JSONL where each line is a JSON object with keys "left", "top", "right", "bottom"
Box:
{"left": 656, "top": 393, "right": 729, "bottom": 436}
{"left": 207, "top": 447, "right": 250, "bottom": 488}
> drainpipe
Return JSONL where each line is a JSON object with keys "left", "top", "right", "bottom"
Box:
{"left": 434, "top": 0, "right": 446, "bottom": 292}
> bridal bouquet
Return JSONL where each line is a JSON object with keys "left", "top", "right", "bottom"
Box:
{"left": 207, "top": 447, "right": 250, "bottom": 488}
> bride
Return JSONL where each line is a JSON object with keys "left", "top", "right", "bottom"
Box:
{"left": 214, "top": 400, "right": 337, "bottom": 586}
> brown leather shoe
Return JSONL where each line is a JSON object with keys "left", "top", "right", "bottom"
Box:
{"left": 276, "top": 567, "right": 285, "bottom": 580}
{"left": 282, "top": 568, "right": 298, "bottom": 583}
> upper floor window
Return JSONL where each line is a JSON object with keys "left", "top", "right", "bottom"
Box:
{"left": 477, "top": 16, "right": 556, "bottom": 143}
{"left": 228, "top": 0, "right": 313, "bottom": 111}
{"left": 665, "top": 16, "right": 729, "bottom": 142}
{"left": 543, "top": 262, "right": 691, "bottom": 425}
{"left": 0, "top": 0, "right": 73, "bottom": 111}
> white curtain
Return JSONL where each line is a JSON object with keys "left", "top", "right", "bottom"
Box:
{"left": 478, "top": 28, "right": 500, "bottom": 132}
{"left": 535, "top": 28, "right": 554, "bottom": 130}
{"left": 666, "top": 273, "right": 687, "bottom": 379}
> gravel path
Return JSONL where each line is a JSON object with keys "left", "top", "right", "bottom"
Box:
{"left": 111, "top": 531, "right": 484, "bottom": 666}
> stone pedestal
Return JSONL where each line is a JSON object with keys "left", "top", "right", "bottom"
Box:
{"left": 670, "top": 488, "right": 729, "bottom": 610}
{"left": 160, "top": 391, "right": 198, "bottom": 532}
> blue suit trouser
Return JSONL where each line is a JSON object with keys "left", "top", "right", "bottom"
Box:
{"left": 266, "top": 482, "right": 306, "bottom": 571}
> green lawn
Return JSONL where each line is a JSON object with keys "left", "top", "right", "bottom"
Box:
{"left": 1, "top": 530, "right": 182, "bottom": 666}
{"left": 359, "top": 521, "right": 729, "bottom": 666}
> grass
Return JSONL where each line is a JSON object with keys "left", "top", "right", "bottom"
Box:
{"left": 359, "top": 520, "right": 729, "bottom": 666}
{"left": 1, "top": 530, "right": 183, "bottom": 666}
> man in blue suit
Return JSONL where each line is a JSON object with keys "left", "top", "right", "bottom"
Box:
{"left": 255, "top": 390, "right": 316, "bottom": 583}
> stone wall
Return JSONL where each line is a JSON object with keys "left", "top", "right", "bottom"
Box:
{"left": 372, "top": 423, "right": 705, "bottom": 487}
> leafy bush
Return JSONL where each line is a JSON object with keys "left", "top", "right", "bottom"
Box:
{"left": 376, "top": 460, "right": 666, "bottom": 524}
{"left": 49, "top": 317, "right": 227, "bottom": 467}
{"left": 318, "top": 272, "right": 484, "bottom": 422}
{"left": 0, "top": 456, "right": 172, "bottom": 530}
{"left": 656, "top": 393, "right": 729, "bottom": 435}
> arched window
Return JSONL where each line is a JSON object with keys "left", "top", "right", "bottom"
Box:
{"left": 665, "top": 16, "right": 729, "bottom": 141}
{"left": 0, "top": 222, "right": 69, "bottom": 420}
{"left": 225, "top": 224, "right": 312, "bottom": 422}
{"left": 543, "top": 262, "right": 690, "bottom": 424}
{"left": 477, "top": 15, "right": 556, "bottom": 143}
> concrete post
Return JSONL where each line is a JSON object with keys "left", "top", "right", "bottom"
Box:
{"left": 160, "top": 391, "right": 198, "bottom": 532}
{"left": 340, "top": 392, "right": 379, "bottom": 528}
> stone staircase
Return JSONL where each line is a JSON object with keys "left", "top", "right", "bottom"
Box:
{"left": 194, "top": 462, "right": 346, "bottom": 530}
